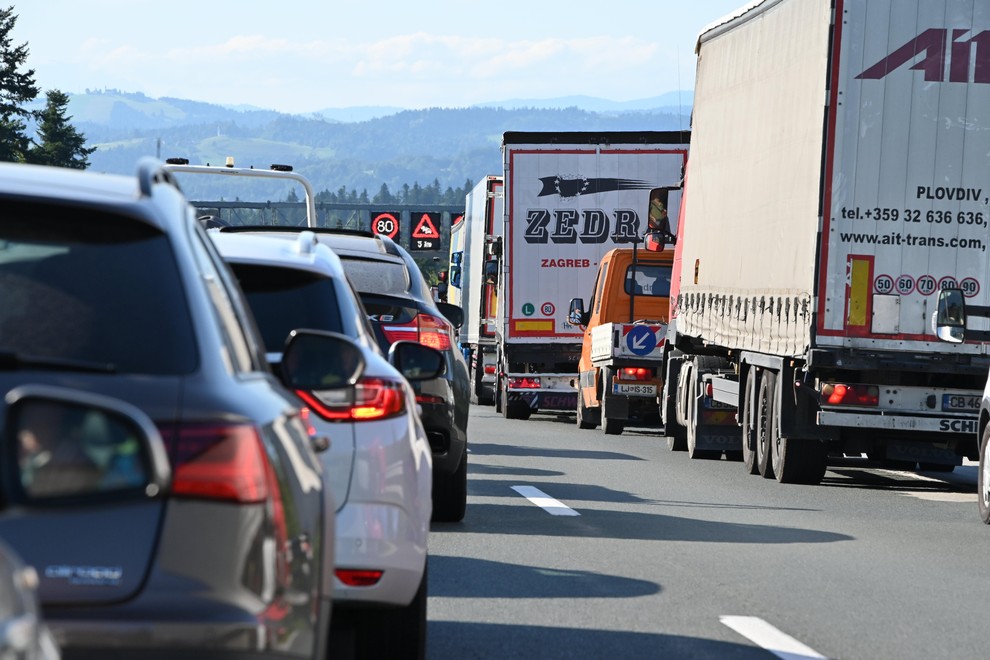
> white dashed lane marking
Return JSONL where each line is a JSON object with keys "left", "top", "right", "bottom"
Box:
{"left": 511, "top": 485, "right": 580, "bottom": 516}
{"left": 720, "top": 616, "right": 828, "bottom": 659}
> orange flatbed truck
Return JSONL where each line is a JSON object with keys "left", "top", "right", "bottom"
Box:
{"left": 569, "top": 246, "right": 673, "bottom": 435}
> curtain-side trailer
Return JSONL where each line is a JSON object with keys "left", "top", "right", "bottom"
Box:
{"left": 661, "top": 0, "right": 990, "bottom": 483}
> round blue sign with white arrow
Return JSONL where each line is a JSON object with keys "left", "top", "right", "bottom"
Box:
{"left": 626, "top": 325, "right": 657, "bottom": 356}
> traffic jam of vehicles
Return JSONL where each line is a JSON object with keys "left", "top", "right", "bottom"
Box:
{"left": 2, "top": 0, "right": 990, "bottom": 658}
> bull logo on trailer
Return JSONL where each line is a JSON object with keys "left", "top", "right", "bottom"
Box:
{"left": 857, "top": 28, "right": 990, "bottom": 83}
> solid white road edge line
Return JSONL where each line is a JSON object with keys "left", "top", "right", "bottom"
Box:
{"left": 511, "top": 485, "right": 580, "bottom": 516}
{"left": 720, "top": 615, "right": 827, "bottom": 660}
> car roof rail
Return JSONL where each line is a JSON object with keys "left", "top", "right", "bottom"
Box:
{"left": 136, "top": 157, "right": 181, "bottom": 198}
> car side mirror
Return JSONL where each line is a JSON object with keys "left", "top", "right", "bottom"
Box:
{"left": 484, "top": 258, "right": 499, "bottom": 286}
{"left": 388, "top": 341, "right": 446, "bottom": 381}
{"left": 934, "top": 288, "right": 966, "bottom": 343}
{"left": 4, "top": 385, "right": 171, "bottom": 502}
{"left": 436, "top": 302, "right": 464, "bottom": 329}
{"left": 280, "top": 329, "right": 366, "bottom": 390}
{"left": 568, "top": 297, "right": 589, "bottom": 327}
{"left": 643, "top": 231, "right": 667, "bottom": 252}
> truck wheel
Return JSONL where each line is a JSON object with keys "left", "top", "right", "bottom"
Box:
{"left": 662, "top": 351, "right": 688, "bottom": 451}
{"left": 603, "top": 416, "right": 624, "bottom": 435}
{"left": 771, "top": 435, "right": 826, "bottom": 485}
{"left": 600, "top": 369, "right": 624, "bottom": 435}
{"left": 756, "top": 370, "right": 777, "bottom": 479}
{"left": 740, "top": 368, "right": 760, "bottom": 474}
{"left": 576, "top": 391, "right": 599, "bottom": 429}
{"left": 979, "top": 425, "right": 990, "bottom": 524}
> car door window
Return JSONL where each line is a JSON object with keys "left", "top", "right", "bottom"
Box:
{"left": 187, "top": 223, "right": 256, "bottom": 374}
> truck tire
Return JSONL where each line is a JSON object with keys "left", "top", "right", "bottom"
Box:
{"left": 740, "top": 367, "right": 760, "bottom": 474}
{"left": 771, "top": 434, "right": 827, "bottom": 485}
{"left": 576, "top": 391, "right": 599, "bottom": 429}
{"left": 601, "top": 368, "right": 625, "bottom": 435}
{"left": 663, "top": 351, "right": 688, "bottom": 451}
{"left": 756, "top": 370, "right": 776, "bottom": 479}
{"left": 474, "top": 361, "right": 494, "bottom": 406}
{"left": 979, "top": 425, "right": 990, "bottom": 524}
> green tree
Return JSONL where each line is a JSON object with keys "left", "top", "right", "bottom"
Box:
{"left": 0, "top": 6, "right": 39, "bottom": 163}
{"left": 28, "top": 89, "right": 96, "bottom": 169}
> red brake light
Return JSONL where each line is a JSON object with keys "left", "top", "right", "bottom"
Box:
{"left": 160, "top": 423, "right": 270, "bottom": 503}
{"left": 620, "top": 367, "right": 652, "bottom": 381}
{"left": 508, "top": 376, "right": 541, "bottom": 389}
{"left": 821, "top": 383, "right": 879, "bottom": 406}
{"left": 336, "top": 569, "right": 384, "bottom": 587}
{"left": 484, "top": 365, "right": 497, "bottom": 375}
{"left": 382, "top": 313, "right": 452, "bottom": 351}
{"left": 296, "top": 377, "right": 406, "bottom": 422}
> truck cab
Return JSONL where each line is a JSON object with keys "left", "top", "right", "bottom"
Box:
{"left": 569, "top": 246, "right": 673, "bottom": 434}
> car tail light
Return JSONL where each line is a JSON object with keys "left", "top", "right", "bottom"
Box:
{"left": 620, "top": 367, "right": 652, "bottom": 381}
{"left": 382, "top": 313, "right": 453, "bottom": 351}
{"left": 296, "top": 377, "right": 406, "bottom": 422}
{"left": 160, "top": 423, "right": 271, "bottom": 503}
{"left": 821, "top": 383, "right": 879, "bottom": 406}
{"left": 335, "top": 569, "right": 383, "bottom": 587}
{"left": 484, "top": 364, "right": 496, "bottom": 375}
{"left": 416, "top": 393, "right": 445, "bottom": 404}
{"left": 508, "top": 376, "right": 541, "bottom": 389}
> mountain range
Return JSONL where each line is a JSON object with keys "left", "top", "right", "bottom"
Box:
{"left": 49, "top": 90, "right": 694, "bottom": 201}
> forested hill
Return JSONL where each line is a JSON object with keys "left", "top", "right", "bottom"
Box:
{"left": 68, "top": 91, "right": 692, "bottom": 201}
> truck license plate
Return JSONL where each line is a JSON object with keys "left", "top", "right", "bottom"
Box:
{"left": 942, "top": 394, "right": 980, "bottom": 412}
{"left": 613, "top": 383, "right": 657, "bottom": 397}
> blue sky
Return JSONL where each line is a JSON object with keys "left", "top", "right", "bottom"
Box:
{"left": 15, "top": 1, "right": 748, "bottom": 114}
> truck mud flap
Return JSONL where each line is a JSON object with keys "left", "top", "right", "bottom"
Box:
{"left": 694, "top": 409, "right": 741, "bottom": 451}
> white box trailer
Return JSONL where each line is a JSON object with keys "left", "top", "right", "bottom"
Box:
{"left": 448, "top": 175, "right": 503, "bottom": 404}
{"left": 662, "top": 0, "right": 990, "bottom": 481}
{"left": 495, "top": 131, "right": 689, "bottom": 419}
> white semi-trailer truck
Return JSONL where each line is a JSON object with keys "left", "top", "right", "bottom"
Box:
{"left": 661, "top": 0, "right": 990, "bottom": 482}
{"left": 494, "top": 131, "right": 689, "bottom": 419}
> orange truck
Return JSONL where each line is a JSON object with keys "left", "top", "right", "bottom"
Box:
{"left": 568, "top": 245, "right": 673, "bottom": 434}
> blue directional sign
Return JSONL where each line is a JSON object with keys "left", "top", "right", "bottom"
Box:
{"left": 625, "top": 325, "right": 657, "bottom": 356}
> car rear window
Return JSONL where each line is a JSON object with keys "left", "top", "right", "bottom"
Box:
{"left": 625, "top": 264, "right": 672, "bottom": 297}
{"left": 340, "top": 257, "right": 410, "bottom": 296}
{"left": 229, "top": 263, "right": 344, "bottom": 351}
{"left": 0, "top": 202, "right": 198, "bottom": 374}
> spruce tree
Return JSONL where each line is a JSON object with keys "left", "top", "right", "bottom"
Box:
{"left": 0, "top": 6, "right": 38, "bottom": 163}
{"left": 29, "top": 89, "right": 96, "bottom": 169}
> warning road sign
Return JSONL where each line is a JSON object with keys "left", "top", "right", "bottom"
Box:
{"left": 410, "top": 212, "right": 441, "bottom": 251}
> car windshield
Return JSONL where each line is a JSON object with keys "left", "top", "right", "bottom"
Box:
{"left": 340, "top": 257, "right": 410, "bottom": 296}
{"left": 0, "top": 202, "right": 198, "bottom": 375}
{"left": 229, "top": 263, "right": 344, "bottom": 351}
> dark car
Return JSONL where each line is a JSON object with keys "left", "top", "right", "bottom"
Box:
{"left": 220, "top": 227, "right": 471, "bottom": 523}
{"left": 0, "top": 159, "right": 355, "bottom": 659}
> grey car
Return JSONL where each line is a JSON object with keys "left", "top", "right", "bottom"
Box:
{"left": 0, "top": 159, "right": 356, "bottom": 659}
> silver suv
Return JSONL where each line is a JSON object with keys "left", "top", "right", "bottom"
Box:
{"left": 210, "top": 230, "right": 438, "bottom": 658}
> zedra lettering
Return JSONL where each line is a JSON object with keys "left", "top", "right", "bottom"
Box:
{"left": 524, "top": 208, "right": 641, "bottom": 244}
